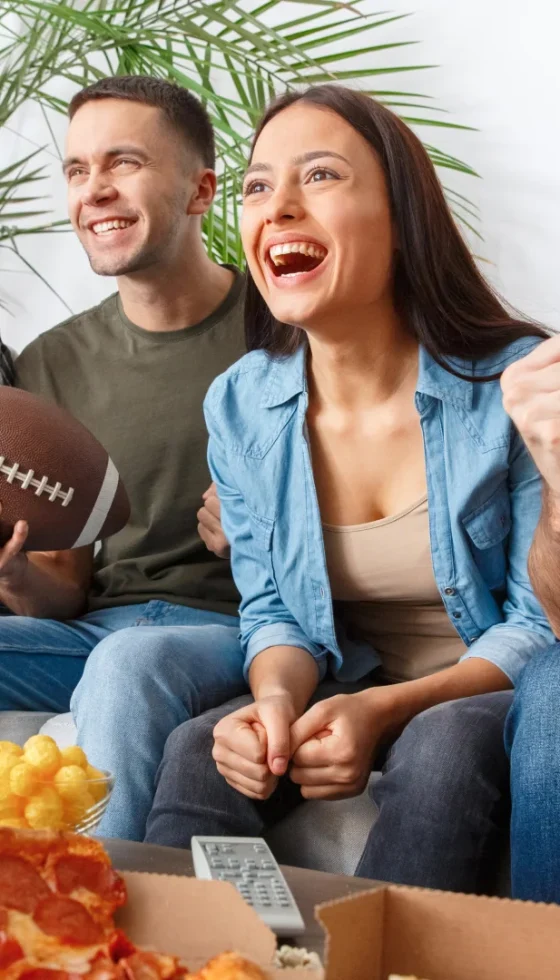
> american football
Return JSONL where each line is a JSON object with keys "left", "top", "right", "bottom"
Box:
{"left": 0, "top": 387, "right": 130, "bottom": 552}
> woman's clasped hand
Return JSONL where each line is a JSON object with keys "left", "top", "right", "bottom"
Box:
{"left": 213, "top": 688, "right": 397, "bottom": 801}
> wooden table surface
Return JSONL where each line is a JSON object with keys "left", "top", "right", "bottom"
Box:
{"left": 105, "top": 838, "right": 381, "bottom": 958}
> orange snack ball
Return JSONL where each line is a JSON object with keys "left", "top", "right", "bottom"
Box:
{"left": 85, "top": 765, "right": 107, "bottom": 803}
{"left": 62, "top": 790, "right": 95, "bottom": 828}
{"left": 0, "top": 795, "right": 24, "bottom": 820}
{"left": 10, "top": 762, "right": 39, "bottom": 798}
{"left": 24, "top": 786, "right": 64, "bottom": 830}
{"left": 54, "top": 765, "right": 88, "bottom": 801}
{"left": 0, "top": 742, "right": 23, "bottom": 760}
{"left": 60, "top": 745, "right": 88, "bottom": 769}
{"left": 0, "top": 755, "right": 21, "bottom": 800}
{"left": 23, "top": 735, "right": 61, "bottom": 778}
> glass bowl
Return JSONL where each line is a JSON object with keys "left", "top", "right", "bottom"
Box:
{"left": 63, "top": 769, "right": 115, "bottom": 834}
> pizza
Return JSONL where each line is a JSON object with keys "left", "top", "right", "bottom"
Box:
{"left": 0, "top": 828, "right": 187, "bottom": 979}
{"left": 0, "top": 829, "right": 268, "bottom": 980}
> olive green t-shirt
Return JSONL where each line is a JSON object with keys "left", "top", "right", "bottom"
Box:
{"left": 15, "top": 271, "right": 245, "bottom": 615}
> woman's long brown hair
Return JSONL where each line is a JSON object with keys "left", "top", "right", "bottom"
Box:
{"left": 244, "top": 85, "right": 547, "bottom": 374}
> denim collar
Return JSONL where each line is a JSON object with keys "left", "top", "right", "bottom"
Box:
{"left": 260, "top": 342, "right": 487, "bottom": 411}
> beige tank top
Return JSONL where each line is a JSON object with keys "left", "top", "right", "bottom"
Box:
{"left": 323, "top": 496, "right": 466, "bottom": 682}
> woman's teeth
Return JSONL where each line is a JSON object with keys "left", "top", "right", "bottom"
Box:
{"left": 268, "top": 241, "right": 327, "bottom": 266}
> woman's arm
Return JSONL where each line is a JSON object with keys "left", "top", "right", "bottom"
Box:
{"left": 212, "top": 645, "right": 319, "bottom": 798}
{"left": 289, "top": 658, "right": 511, "bottom": 801}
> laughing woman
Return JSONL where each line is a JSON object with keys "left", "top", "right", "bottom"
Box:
{"left": 145, "top": 86, "right": 552, "bottom": 892}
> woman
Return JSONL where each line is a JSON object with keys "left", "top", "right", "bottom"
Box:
{"left": 145, "top": 86, "right": 552, "bottom": 892}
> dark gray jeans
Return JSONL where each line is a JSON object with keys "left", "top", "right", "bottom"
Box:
{"left": 145, "top": 688, "right": 513, "bottom": 893}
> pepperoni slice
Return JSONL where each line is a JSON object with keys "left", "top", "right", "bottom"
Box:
{"left": 54, "top": 856, "right": 126, "bottom": 906}
{"left": 109, "top": 929, "right": 137, "bottom": 962}
{"left": 33, "top": 895, "right": 104, "bottom": 946}
{"left": 0, "top": 933, "right": 24, "bottom": 969}
{"left": 0, "top": 855, "right": 51, "bottom": 912}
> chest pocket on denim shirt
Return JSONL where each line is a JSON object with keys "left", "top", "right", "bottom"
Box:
{"left": 462, "top": 484, "right": 512, "bottom": 590}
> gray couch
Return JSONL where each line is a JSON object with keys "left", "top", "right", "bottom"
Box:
{"left": 0, "top": 711, "right": 377, "bottom": 876}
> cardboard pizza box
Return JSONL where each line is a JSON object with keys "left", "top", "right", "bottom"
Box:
{"left": 116, "top": 872, "right": 320, "bottom": 978}
{"left": 115, "top": 873, "right": 560, "bottom": 980}
{"left": 317, "top": 884, "right": 560, "bottom": 980}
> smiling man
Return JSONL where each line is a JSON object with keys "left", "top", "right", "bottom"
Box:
{"left": 0, "top": 75, "right": 249, "bottom": 841}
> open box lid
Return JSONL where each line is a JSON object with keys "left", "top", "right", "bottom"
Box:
{"left": 316, "top": 884, "right": 560, "bottom": 980}
{"left": 116, "top": 872, "right": 319, "bottom": 978}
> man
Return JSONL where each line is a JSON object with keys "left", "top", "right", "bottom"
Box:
{"left": 501, "top": 337, "right": 560, "bottom": 903}
{"left": 3, "top": 75, "right": 247, "bottom": 841}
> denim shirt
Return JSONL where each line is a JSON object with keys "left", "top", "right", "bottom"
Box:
{"left": 204, "top": 339, "right": 553, "bottom": 685}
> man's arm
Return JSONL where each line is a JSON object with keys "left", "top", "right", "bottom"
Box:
{"left": 501, "top": 335, "right": 560, "bottom": 633}
{"left": 528, "top": 488, "right": 560, "bottom": 636}
{"left": 0, "top": 516, "right": 93, "bottom": 619}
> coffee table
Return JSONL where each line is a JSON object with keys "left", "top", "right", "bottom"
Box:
{"left": 104, "top": 839, "right": 381, "bottom": 958}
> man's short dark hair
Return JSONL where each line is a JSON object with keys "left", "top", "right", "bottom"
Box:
{"left": 69, "top": 75, "right": 215, "bottom": 169}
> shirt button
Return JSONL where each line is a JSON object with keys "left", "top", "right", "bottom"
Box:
{"left": 469, "top": 636, "right": 478, "bottom": 643}
{"left": 453, "top": 611, "right": 462, "bottom": 619}
{"left": 444, "top": 588, "right": 456, "bottom": 596}
{"left": 320, "top": 587, "right": 325, "bottom": 598}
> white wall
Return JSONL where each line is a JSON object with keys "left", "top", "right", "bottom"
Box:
{"left": 1, "top": 0, "right": 559, "bottom": 353}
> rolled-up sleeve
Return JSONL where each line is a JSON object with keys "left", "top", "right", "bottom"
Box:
{"left": 460, "top": 430, "right": 554, "bottom": 683}
{"left": 204, "top": 387, "right": 327, "bottom": 681}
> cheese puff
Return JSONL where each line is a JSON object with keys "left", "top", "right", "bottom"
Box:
{"left": 85, "top": 765, "right": 107, "bottom": 803}
{"left": 0, "top": 817, "right": 29, "bottom": 828}
{"left": 0, "top": 742, "right": 23, "bottom": 759}
{"left": 23, "top": 735, "right": 61, "bottom": 777}
{"left": 0, "top": 755, "right": 21, "bottom": 801}
{"left": 24, "top": 786, "right": 64, "bottom": 830}
{"left": 0, "top": 795, "right": 24, "bottom": 820}
{"left": 62, "top": 790, "right": 95, "bottom": 828}
{"left": 10, "top": 762, "right": 38, "bottom": 798}
{"left": 60, "top": 745, "right": 88, "bottom": 769}
{"left": 54, "top": 765, "right": 88, "bottom": 801}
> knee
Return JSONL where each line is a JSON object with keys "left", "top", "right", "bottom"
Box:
{"left": 508, "top": 643, "right": 560, "bottom": 761}
{"left": 163, "top": 714, "right": 215, "bottom": 763}
{"left": 515, "top": 643, "right": 560, "bottom": 709}
{"left": 390, "top": 694, "right": 511, "bottom": 780}
{"left": 75, "top": 628, "right": 184, "bottom": 705}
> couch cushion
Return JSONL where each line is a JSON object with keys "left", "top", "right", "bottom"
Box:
{"left": 0, "top": 711, "right": 55, "bottom": 745}
{"left": 265, "top": 774, "right": 378, "bottom": 876}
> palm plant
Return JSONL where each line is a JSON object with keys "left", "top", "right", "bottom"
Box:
{"left": 0, "top": 0, "right": 479, "bottom": 287}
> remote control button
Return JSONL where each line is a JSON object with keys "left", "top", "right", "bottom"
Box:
{"left": 254, "top": 844, "right": 266, "bottom": 852}
{"left": 260, "top": 900, "right": 272, "bottom": 907}
{"left": 221, "top": 846, "right": 234, "bottom": 854}
{"left": 257, "top": 871, "right": 275, "bottom": 878}
{"left": 206, "top": 844, "right": 219, "bottom": 853}
{"left": 261, "top": 861, "right": 275, "bottom": 869}
{"left": 245, "top": 860, "right": 257, "bottom": 868}
{"left": 210, "top": 859, "right": 224, "bottom": 868}
{"left": 228, "top": 859, "right": 240, "bottom": 868}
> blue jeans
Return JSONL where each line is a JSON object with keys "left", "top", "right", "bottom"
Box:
{"left": 506, "top": 641, "right": 560, "bottom": 902}
{"left": 147, "top": 690, "right": 512, "bottom": 892}
{"left": 0, "top": 601, "right": 245, "bottom": 841}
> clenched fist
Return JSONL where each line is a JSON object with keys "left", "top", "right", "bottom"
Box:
{"left": 501, "top": 336, "right": 560, "bottom": 494}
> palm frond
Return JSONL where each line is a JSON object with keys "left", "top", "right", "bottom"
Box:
{"left": 0, "top": 0, "right": 481, "bottom": 279}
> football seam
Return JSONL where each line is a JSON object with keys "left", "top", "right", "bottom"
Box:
{"left": 0, "top": 455, "right": 74, "bottom": 506}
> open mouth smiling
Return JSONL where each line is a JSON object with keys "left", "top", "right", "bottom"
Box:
{"left": 89, "top": 217, "right": 138, "bottom": 236}
{"left": 266, "top": 240, "right": 328, "bottom": 278}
